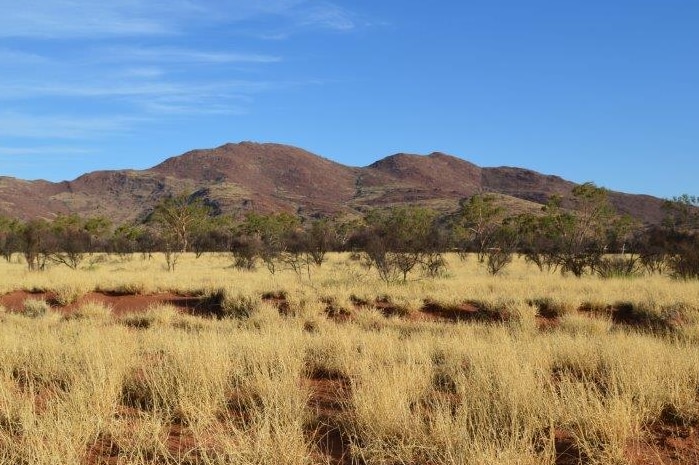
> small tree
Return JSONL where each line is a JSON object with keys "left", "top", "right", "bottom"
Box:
{"left": 83, "top": 216, "right": 112, "bottom": 253}
{"left": 517, "top": 183, "right": 618, "bottom": 277}
{"left": 230, "top": 235, "right": 262, "bottom": 270}
{"left": 662, "top": 194, "right": 699, "bottom": 232}
{"left": 19, "top": 219, "right": 53, "bottom": 271}
{"left": 484, "top": 219, "right": 519, "bottom": 275}
{"left": 0, "top": 215, "right": 21, "bottom": 262}
{"left": 150, "top": 193, "right": 212, "bottom": 271}
{"left": 353, "top": 206, "right": 441, "bottom": 283}
{"left": 278, "top": 228, "right": 314, "bottom": 278}
{"left": 635, "top": 226, "right": 669, "bottom": 275}
{"left": 516, "top": 213, "right": 559, "bottom": 273}
{"left": 110, "top": 224, "right": 142, "bottom": 257}
{"left": 453, "top": 194, "right": 506, "bottom": 262}
{"left": 658, "top": 195, "right": 699, "bottom": 279}
{"left": 191, "top": 215, "right": 235, "bottom": 257}
{"left": 48, "top": 214, "right": 91, "bottom": 269}
{"left": 420, "top": 220, "right": 450, "bottom": 278}
{"left": 151, "top": 193, "right": 212, "bottom": 253}
{"left": 233, "top": 212, "right": 300, "bottom": 274}
{"left": 667, "top": 234, "right": 699, "bottom": 280}
{"left": 304, "top": 218, "right": 339, "bottom": 266}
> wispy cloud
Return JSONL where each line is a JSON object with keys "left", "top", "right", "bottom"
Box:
{"left": 192, "top": 1, "right": 352, "bottom": 28}
{"left": 142, "top": 101, "right": 248, "bottom": 116}
{"left": 240, "top": 1, "right": 362, "bottom": 39}
{"left": 294, "top": 2, "right": 357, "bottom": 31}
{"left": 0, "top": 1, "right": 175, "bottom": 38}
{"left": 0, "top": 79, "right": 274, "bottom": 105}
{"left": 99, "top": 46, "right": 282, "bottom": 65}
{"left": 0, "top": 1, "right": 362, "bottom": 39}
{"left": 0, "top": 48, "right": 52, "bottom": 64}
{"left": 0, "top": 66, "right": 278, "bottom": 121}
{"left": 0, "top": 81, "right": 180, "bottom": 99}
{"left": 0, "top": 112, "right": 142, "bottom": 139}
{"left": 0, "top": 146, "right": 93, "bottom": 156}
{"left": 0, "top": 0, "right": 365, "bottom": 143}
{"left": 120, "top": 67, "right": 166, "bottom": 79}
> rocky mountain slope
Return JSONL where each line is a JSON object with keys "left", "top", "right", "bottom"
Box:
{"left": 0, "top": 142, "right": 667, "bottom": 225}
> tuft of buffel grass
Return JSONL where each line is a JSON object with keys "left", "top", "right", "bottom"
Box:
{"left": 64, "top": 300, "right": 112, "bottom": 322}
{"left": 21, "top": 297, "right": 51, "bottom": 318}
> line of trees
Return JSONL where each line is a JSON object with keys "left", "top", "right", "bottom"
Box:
{"left": 1, "top": 187, "right": 698, "bottom": 281}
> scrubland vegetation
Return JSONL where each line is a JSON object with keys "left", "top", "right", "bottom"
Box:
{"left": 0, "top": 185, "right": 698, "bottom": 463}
{"left": 0, "top": 252, "right": 698, "bottom": 464}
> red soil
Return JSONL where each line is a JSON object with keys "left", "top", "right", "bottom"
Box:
{"left": 0, "top": 290, "right": 214, "bottom": 317}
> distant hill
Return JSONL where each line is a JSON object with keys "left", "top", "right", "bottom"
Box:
{"left": 0, "top": 141, "right": 668, "bottom": 225}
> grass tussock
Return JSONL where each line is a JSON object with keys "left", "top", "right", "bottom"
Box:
{"left": 51, "top": 282, "right": 91, "bottom": 306}
{"left": 65, "top": 300, "right": 112, "bottom": 322}
{"left": 118, "top": 303, "right": 180, "bottom": 329}
{"left": 21, "top": 297, "right": 51, "bottom": 318}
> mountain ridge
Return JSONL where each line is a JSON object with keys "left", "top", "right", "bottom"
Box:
{"left": 0, "top": 142, "right": 667, "bottom": 225}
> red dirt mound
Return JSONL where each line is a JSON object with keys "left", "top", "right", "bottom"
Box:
{"left": 0, "top": 290, "right": 216, "bottom": 317}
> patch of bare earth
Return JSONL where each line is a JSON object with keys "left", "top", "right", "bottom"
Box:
{"left": 552, "top": 429, "right": 587, "bottom": 465}
{"left": 304, "top": 369, "right": 354, "bottom": 465}
{"left": 627, "top": 406, "right": 699, "bottom": 465}
{"left": 0, "top": 290, "right": 222, "bottom": 317}
{"left": 261, "top": 290, "right": 291, "bottom": 315}
{"left": 541, "top": 421, "right": 699, "bottom": 465}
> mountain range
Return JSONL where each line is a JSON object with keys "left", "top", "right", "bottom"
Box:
{"left": 0, "top": 142, "right": 667, "bottom": 225}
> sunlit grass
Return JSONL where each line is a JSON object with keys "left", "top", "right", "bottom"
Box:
{"left": 0, "top": 253, "right": 697, "bottom": 463}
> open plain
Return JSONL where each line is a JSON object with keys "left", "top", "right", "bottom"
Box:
{"left": 0, "top": 253, "right": 698, "bottom": 464}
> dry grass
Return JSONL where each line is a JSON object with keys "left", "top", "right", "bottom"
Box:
{"left": 0, "top": 253, "right": 697, "bottom": 464}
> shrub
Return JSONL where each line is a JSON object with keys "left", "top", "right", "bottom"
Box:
{"left": 465, "top": 298, "right": 520, "bottom": 323}
{"left": 101, "top": 281, "right": 147, "bottom": 296}
{"left": 67, "top": 301, "right": 112, "bottom": 321}
{"left": 119, "top": 304, "right": 179, "bottom": 328}
{"left": 420, "top": 252, "right": 448, "bottom": 278}
{"left": 594, "top": 256, "right": 643, "bottom": 279}
{"left": 53, "top": 284, "right": 87, "bottom": 306}
{"left": 194, "top": 287, "right": 263, "bottom": 319}
{"left": 610, "top": 301, "right": 679, "bottom": 333}
{"left": 21, "top": 298, "right": 50, "bottom": 318}
{"left": 668, "top": 247, "right": 699, "bottom": 280}
{"left": 220, "top": 293, "right": 259, "bottom": 319}
{"left": 195, "top": 287, "right": 227, "bottom": 314}
{"left": 526, "top": 297, "right": 574, "bottom": 318}
{"left": 485, "top": 248, "right": 513, "bottom": 275}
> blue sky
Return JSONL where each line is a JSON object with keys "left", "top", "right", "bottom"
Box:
{"left": 1, "top": 1, "right": 697, "bottom": 199}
